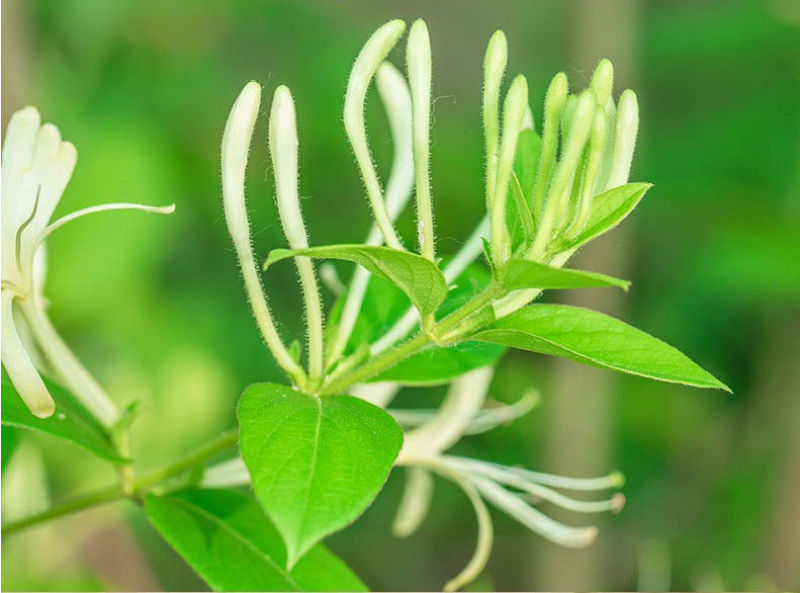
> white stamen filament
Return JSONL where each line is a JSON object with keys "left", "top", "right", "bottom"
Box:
{"left": 470, "top": 473, "right": 598, "bottom": 548}
{"left": 344, "top": 20, "right": 407, "bottom": 249}
{"left": 268, "top": 85, "right": 325, "bottom": 384}
{"left": 447, "top": 456, "right": 626, "bottom": 514}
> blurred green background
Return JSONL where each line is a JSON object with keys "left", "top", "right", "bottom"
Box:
{"left": 2, "top": 0, "right": 799, "bottom": 591}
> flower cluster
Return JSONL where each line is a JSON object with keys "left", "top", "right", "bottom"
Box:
{"left": 216, "top": 17, "right": 638, "bottom": 591}
{"left": 1, "top": 107, "right": 173, "bottom": 424}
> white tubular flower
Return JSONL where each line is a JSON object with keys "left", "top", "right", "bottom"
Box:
{"left": 221, "top": 82, "right": 306, "bottom": 384}
{"left": 268, "top": 85, "right": 325, "bottom": 383}
{"left": 394, "top": 366, "right": 625, "bottom": 591}
{"left": 1, "top": 107, "right": 173, "bottom": 423}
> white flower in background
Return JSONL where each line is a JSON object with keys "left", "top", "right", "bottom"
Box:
{"left": 394, "top": 367, "right": 625, "bottom": 592}
{"left": 1, "top": 106, "right": 174, "bottom": 423}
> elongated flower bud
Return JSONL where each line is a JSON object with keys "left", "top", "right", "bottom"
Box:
{"left": 605, "top": 89, "right": 639, "bottom": 188}
{"left": 589, "top": 59, "right": 614, "bottom": 107}
{"left": 406, "top": 19, "right": 435, "bottom": 261}
{"left": 343, "top": 20, "right": 406, "bottom": 249}
{"left": 491, "top": 74, "right": 528, "bottom": 264}
{"left": 268, "top": 85, "right": 325, "bottom": 383}
{"left": 482, "top": 30, "right": 508, "bottom": 203}
{"left": 531, "top": 72, "right": 568, "bottom": 221}
{"left": 221, "top": 82, "right": 304, "bottom": 382}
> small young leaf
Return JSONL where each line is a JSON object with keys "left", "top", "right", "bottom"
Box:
{"left": 557, "top": 182, "right": 652, "bottom": 251}
{"left": 238, "top": 383, "right": 403, "bottom": 568}
{"left": 372, "top": 341, "right": 505, "bottom": 385}
{"left": 501, "top": 259, "right": 630, "bottom": 291}
{"left": 1, "top": 372, "right": 125, "bottom": 462}
{"left": 265, "top": 245, "right": 447, "bottom": 314}
{"left": 473, "top": 305, "right": 730, "bottom": 391}
{"left": 506, "top": 128, "right": 541, "bottom": 249}
{"left": 146, "top": 488, "right": 367, "bottom": 592}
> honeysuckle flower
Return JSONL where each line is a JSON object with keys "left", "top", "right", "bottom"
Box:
{"left": 1, "top": 106, "right": 174, "bottom": 423}
{"left": 394, "top": 367, "right": 625, "bottom": 591}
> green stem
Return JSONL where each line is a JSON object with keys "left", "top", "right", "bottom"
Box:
{"left": 2, "top": 429, "right": 239, "bottom": 538}
{"left": 320, "top": 285, "right": 502, "bottom": 396}
{"left": 1, "top": 485, "right": 125, "bottom": 537}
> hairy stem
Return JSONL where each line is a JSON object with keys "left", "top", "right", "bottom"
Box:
{"left": 2, "top": 429, "right": 239, "bottom": 537}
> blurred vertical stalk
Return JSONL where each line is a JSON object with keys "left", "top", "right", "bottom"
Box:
{"left": 532, "top": 1, "right": 638, "bottom": 591}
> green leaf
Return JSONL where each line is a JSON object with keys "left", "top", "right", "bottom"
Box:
{"left": 1, "top": 372, "right": 125, "bottom": 462}
{"left": 372, "top": 341, "right": 505, "bottom": 385}
{"left": 473, "top": 305, "right": 730, "bottom": 391}
{"left": 501, "top": 259, "right": 630, "bottom": 291}
{"left": 146, "top": 488, "right": 367, "bottom": 592}
{"left": 557, "top": 182, "right": 652, "bottom": 250}
{"left": 265, "top": 245, "right": 447, "bottom": 315}
{"left": 507, "top": 129, "right": 541, "bottom": 249}
{"left": 238, "top": 383, "right": 403, "bottom": 567}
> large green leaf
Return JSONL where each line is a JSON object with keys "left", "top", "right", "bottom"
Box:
{"left": 372, "top": 341, "right": 504, "bottom": 385}
{"left": 557, "top": 182, "right": 652, "bottom": 251}
{"left": 146, "top": 488, "right": 367, "bottom": 592}
{"left": 238, "top": 383, "right": 403, "bottom": 568}
{"left": 501, "top": 259, "right": 630, "bottom": 291}
{"left": 1, "top": 373, "right": 124, "bottom": 462}
{"left": 473, "top": 305, "right": 730, "bottom": 391}
{"left": 265, "top": 245, "right": 447, "bottom": 314}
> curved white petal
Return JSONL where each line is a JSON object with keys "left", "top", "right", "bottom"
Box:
{"left": 442, "top": 473, "right": 493, "bottom": 592}
{"left": 2, "top": 108, "right": 41, "bottom": 284}
{"left": 1, "top": 291, "right": 54, "bottom": 418}
{"left": 349, "top": 380, "right": 401, "bottom": 408}
{"left": 202, "top": 456, "right": 250, "bottom": 488}
{"left": 20, "top": 139, "right": 78, "bottom": 269}
{"left": 403, "top": 367, "right": 493, "bottom": 455}
{"left": 392, "top": 466, "right": 434, "bottom": 538}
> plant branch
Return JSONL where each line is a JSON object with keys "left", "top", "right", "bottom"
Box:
{"left": 1, "top": 429, "right": 239, "bottom": 538}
